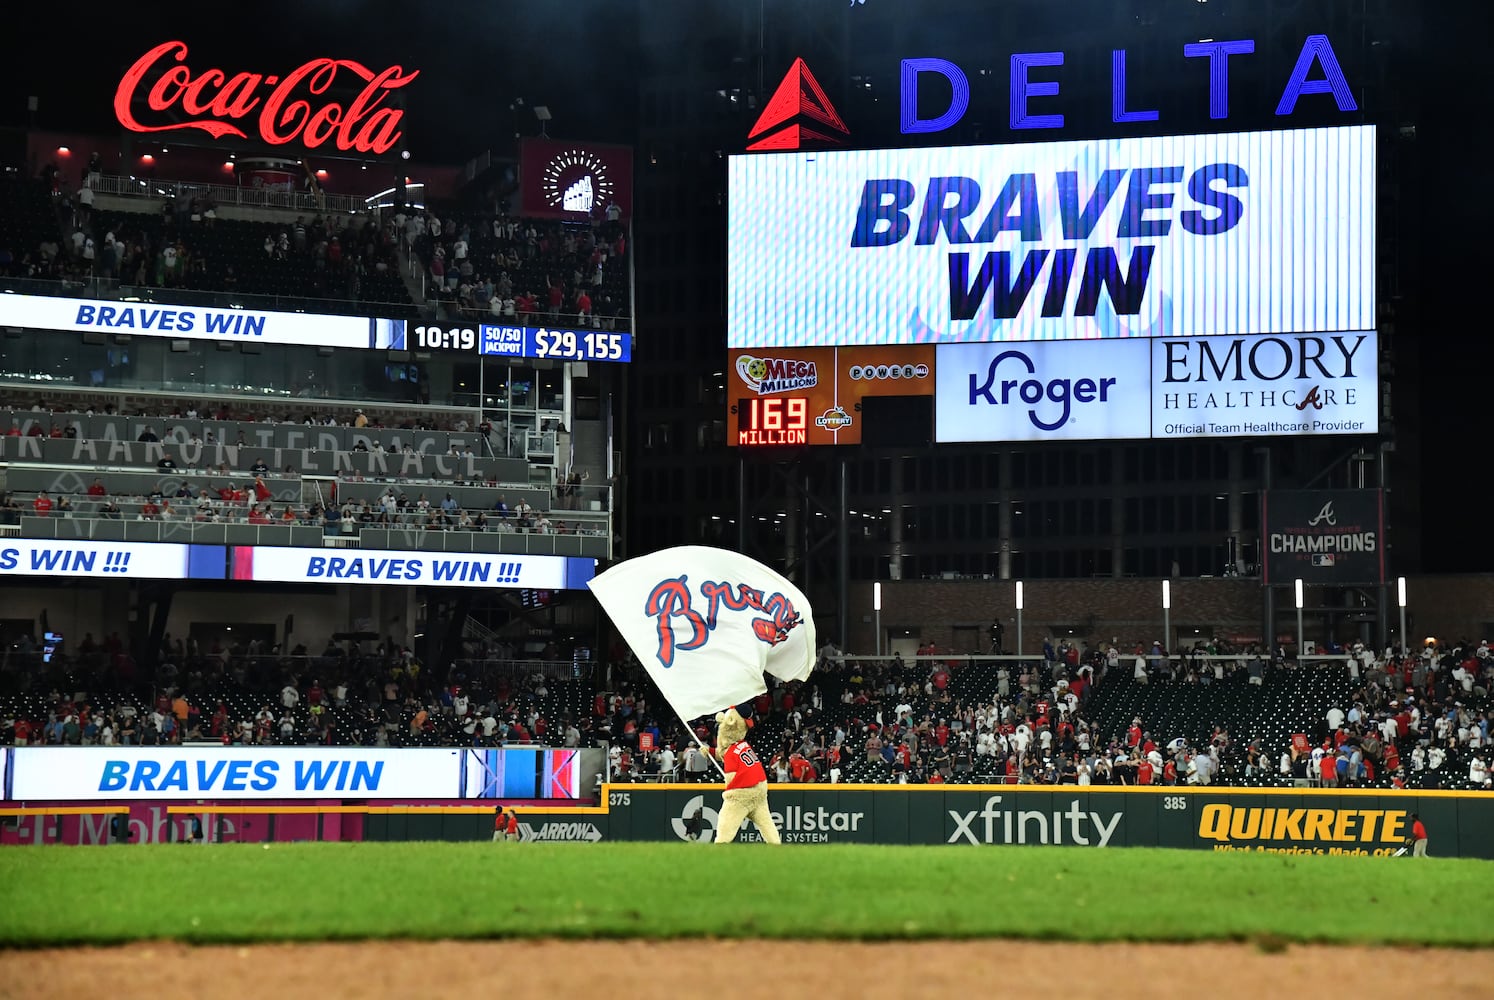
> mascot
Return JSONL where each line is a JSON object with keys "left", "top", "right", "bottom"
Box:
{"left": 710, "top": 707, "right": 781, "bottom": 844}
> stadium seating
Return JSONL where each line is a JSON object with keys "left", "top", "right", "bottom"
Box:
{"left": 0, "top": 176, "right": 67, "bottom": 279}
{"left": 604, "top": 651, "right": 1493, "bottom": 793}
{"left": 0, "top": 402, "right": 613, "bottom": 556}
{"left": 0, "top": 650, "right": 597, "bottom": 752}
{"left": 89, "top": 205, "right": 416, "bottom": 318}
{"left": 410, "top": 211, "right": 630, "bottom": 327}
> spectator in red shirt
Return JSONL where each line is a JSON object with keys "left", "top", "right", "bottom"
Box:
{"left": 32, "top": 492, "right": 53, "bottom": 516}
{"left": 87, "top": 478, "right": 107, "bottom": 497}
{"left": 253, "top": 475, "right": 272, "bottom": 502}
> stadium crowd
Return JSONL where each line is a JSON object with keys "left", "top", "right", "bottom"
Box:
{"left": 0, "top": 630, "right": 595, "bottom": 753}
{"left": 4, "top": 620, "right": 1491, "bottom": 794}
{"left": 599, "top": 636, "right": 1494, "bottom": 793}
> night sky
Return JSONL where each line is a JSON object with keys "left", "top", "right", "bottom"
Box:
{"left": 0, "top": 0, "right": 1487, "bottom": 571}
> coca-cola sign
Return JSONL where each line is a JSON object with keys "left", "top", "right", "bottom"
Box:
{"left": 113, "top": 40, "right": 419, "bottom": 154}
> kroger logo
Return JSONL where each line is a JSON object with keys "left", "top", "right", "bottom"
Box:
{"left": 967, "top": 350, "right": 1117, "bottom": 431}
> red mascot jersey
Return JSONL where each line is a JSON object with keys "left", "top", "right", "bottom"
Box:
{"left": 722, "top": 741, "right": 768, "bottom": 790}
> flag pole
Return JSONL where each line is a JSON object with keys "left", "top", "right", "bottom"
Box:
{"left": 678, "top": 709, "right": 727, "bottom": 779}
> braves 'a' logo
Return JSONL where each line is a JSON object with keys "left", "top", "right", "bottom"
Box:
{"left": 1295, "top": 385, "right": 1326, "bottom": 411}
{"left": 643, "top": 575, "right": 802, "bottom": 668}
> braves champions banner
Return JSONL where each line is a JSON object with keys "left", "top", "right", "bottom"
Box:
{"left": 588, "top": 546, "right": 816, "bottom": 721}
{"left": 728, "top": 125, "right": 1373, "bottom": 348}
{"left": 1262, "top": 489, "right": 1385, "bottom": 585}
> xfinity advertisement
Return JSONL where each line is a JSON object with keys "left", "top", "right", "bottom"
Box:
{"left": 935, "top": 332, "right": 1378, "bottom": 442}
{"left": 728, "top": 125, "right": 1374, "bottom": 348}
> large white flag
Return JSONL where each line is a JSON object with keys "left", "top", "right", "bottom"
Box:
{"left": 587, "top": 546, "right": 817, "bottom": 721}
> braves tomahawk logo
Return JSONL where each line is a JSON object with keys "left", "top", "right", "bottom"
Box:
{"left": 1307, "top": 501, "right": 1337, "bottom": 527}
{"left": 643, "top": 575, "right": 803, "bottom": 668}
{"left": 1294, "top": 386, "right": 1326, "bottom": 411}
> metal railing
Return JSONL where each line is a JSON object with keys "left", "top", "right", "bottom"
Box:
{"left": 92, "top": 173, "right": 365, "bottom": 216}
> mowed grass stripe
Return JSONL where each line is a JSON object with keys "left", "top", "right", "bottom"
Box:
{"left": 0, "top": 843, "right": 1489, "bottom": 947}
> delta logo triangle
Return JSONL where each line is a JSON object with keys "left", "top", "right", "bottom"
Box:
{"left": 746, "top": 58, "right": 849, "bottom": 152}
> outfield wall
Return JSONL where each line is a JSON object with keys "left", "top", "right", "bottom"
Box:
{"left": 471, "top": 785, "right": 1494, "bottom": 858}
{"left": 7, "top": 785, "right": 1489, "bottom": 857}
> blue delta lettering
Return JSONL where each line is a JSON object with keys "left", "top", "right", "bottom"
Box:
{"left": 96, "top": 758, "right": 385, "bottom": 792}
{"left": 901, "top": 34, "right": 1356, "bottom": 134}
{"left": 73, "top": 304, "right": 267, "bottom": 336}
{"left": 0, "top": 546, "right": 99, "bottom": 573}
{"left": 850, "top": 165, "right": 1246, "bottom": 321}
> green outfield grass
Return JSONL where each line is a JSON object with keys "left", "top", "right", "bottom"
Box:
{"left": 0, "top": 842, "right": 1488, "bottom": 947}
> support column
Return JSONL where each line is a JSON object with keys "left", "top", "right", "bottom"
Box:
{"left": 998, "top": 452, "right": 1014, "bottom": 580}
{"left": 888, "top": 457, "right": 904, "bottom": 581}
{"left": 1227, "top": 444, "right": 1244, "bottom": 574}
{"left": 1110, "top": 445, "right": 1125, "bottom": 578}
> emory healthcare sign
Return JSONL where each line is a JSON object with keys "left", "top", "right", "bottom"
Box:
{"left": 728, "top": 125, "right": 1373, "bottom": 348}
{"left": 114, "top": 41, "right": 418, "bottom": 154}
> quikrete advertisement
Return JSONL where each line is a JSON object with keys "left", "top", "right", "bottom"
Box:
{"left": 1198, "top": 804, "right": 1409, "bottom": 856}
{"left": 728, "top": 126, "right": 1374, "bottom": 349}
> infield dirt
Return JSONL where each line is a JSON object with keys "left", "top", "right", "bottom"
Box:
{"left": 3, "top": 939, "right": 1489, "bottom": 999}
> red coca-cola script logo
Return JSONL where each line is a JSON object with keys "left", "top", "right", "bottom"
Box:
{"left": 113, "top": 41, "right": 419, "bottom": 154}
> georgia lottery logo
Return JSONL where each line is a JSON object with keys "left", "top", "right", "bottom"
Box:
{"left": 541, "top": 148, "right": 616, "bottom": 214}
{"left": 736, "top": 354, "right": 818, "bottom": 394}
{"left": 816, "top": 406, "right": 853, "bottom": 431}
{"left": 848, "top": 362, "right": 929, "bottom": 381}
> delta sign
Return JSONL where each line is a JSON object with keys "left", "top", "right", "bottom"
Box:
{"left": 748, "top": 34, "right": 1358, "bottom": 151}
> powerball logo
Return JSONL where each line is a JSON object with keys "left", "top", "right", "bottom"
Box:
{"left": 736, "top": 355, "right": 818, "bottom": 395}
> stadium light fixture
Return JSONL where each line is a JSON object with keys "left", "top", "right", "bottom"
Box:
{"left": 1014, "top": 580, "right": 1024, "bottom": 658}
{"left": 1161, "top": 579, "right": 1171, "bottom": 654}
{"left": 1397, "top": 576, "right": 1408, "bottom": 656}
{"left": 1295, "top": 578, "right": 1306, "bottom": 662}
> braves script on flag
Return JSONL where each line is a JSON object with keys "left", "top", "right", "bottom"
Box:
{"left": 588, "top": 546, "right": 817, "bottom": 721}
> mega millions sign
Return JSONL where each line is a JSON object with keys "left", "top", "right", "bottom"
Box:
{"left": 728, "top": 125, "right": 1373, "bottom": 349}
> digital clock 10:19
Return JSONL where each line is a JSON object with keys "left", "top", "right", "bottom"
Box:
{"left": 413, "top": 326, "right": 476, "bottom": 351}
{"left": 736, "top": 396, "right": 809, "bottom": 446}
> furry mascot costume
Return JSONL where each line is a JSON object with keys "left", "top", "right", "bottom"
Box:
{"left": 711, "top": 707, "right": 781, "bottom": 844}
